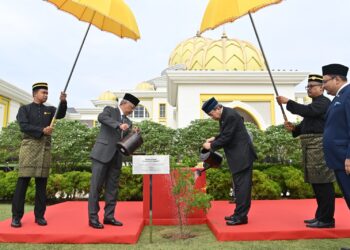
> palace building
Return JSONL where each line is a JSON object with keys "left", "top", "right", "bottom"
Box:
{"left": 66, "top": 33, "right": 309, "bottom": 129}
{"left": 0, "top": 33, "right": 309, "bottom": 130}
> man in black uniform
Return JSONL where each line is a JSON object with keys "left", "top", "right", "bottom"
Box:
{"left": 277, "top": 74, "right": 336, "bottom": 228}
{"left": 11, "top": 82, "right": 67, "bottom": 228}
{"left": 202, "top": 97, "right": 257, "bottom": 226}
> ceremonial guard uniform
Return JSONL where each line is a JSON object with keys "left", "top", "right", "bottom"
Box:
{"left": 278, "top": 74, "right": 335, "bottom": 228}
{"left": 11, "top": 82, "right": 67, "bottom": 228}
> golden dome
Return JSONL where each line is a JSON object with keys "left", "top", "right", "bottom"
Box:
{"left": 97, "top": 91, "right": 117, "bottom": 101}
{"left": 169, "top": 33, "right": 266, "bottom": 71}
{"left": 135, "top": 82, "right": 155, "bottom": 91}
{"left": 168, "top": 33, "right": 213, "bottom": 68}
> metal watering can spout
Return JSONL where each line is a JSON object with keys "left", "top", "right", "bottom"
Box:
{"left": 195, "top": 148, "right": 223, "bottom": 180}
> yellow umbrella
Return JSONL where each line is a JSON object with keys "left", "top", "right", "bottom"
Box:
{"left": 199, "top": 0, "right": 288, "bottom": 121}
{"left": 47, "top": 0, "right": 140, "bottom": 40}
{"left": 44, "top": 0, "right": 140, "bottom": 123}
{"left": 200, "top": 0, "right": 281, "bottom": 33}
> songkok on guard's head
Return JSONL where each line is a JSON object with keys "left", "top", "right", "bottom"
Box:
{"left": 202, "top": 97, "right": 218, "bottom": 114}
{"left": 308, "top": 74, "right": 323, "bottom": 84}
{"left": 322, "top": 64, "right": 349, "bottom": 77}
{"left": 123, "top": 93, "right": 140, "bottom": 106}
{"left": 32, "top": 82, "right": 48, "bottom": 92}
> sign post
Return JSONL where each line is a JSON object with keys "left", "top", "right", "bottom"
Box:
{"left": 132, "top": 155, "right": 169, "bottom": 243}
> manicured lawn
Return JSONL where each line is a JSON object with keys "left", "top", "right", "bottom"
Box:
{"left": 0, "top": 203, "right": 349, "bottom": 250}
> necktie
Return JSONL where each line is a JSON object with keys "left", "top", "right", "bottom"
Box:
{"left": 121, "top": 115, "right": 126, "bottom": 139}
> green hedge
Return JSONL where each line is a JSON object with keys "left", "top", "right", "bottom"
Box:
{"left": 205, "top": 165, "right": 343, "bottom": 200}
{"left": 0, "top": 120, "right": 344, "bottom": 202}
{"left": 0, "top": 166, "right": 143, "bottom": 203}
{"left": 0, "top": 164, "right": 344, "bottom": 202}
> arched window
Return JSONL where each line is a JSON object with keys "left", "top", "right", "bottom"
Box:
{"left": 130, "top": 105, "right": 150, "bottom": 118}
{"left": 234, "top": 107, "right": 258, "bottom": 127}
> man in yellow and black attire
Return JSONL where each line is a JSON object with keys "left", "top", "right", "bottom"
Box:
{"left": 11, "top": 82, "right": 67, "bottom": 228}
{"left": 277, "top": 74, "right": 336, "bottom": 228}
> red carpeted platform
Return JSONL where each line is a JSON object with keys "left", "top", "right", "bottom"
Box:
{"left": 1, "top": 199, "right": 349, "bottom": 243}
{"left": 0, "top": 201, "right": 144, "bottom": 244}
{"left": 207, "top": 198, "right": 350, "bottom": 241}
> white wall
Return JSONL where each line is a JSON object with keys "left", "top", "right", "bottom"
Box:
{"left": 176, "top": 83, "right": 299, "bottom": 128}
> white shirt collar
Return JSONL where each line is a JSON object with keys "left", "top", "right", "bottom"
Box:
{"left": 118, "top": 106, "right": 124, "bottom": 116}
{"left": 336, "top": 82, "right": 350, "bottom": 96}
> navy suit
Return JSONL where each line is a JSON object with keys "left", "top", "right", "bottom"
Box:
{"left": 323, "top": 84, "right": 350, "bottom": 209}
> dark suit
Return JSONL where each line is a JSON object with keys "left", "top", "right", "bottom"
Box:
{"left": 88, "top": 106, "right": 132, "bottom": 221}
{"left": 323, "top": 84, "right": 350, "bottom": 209}
{"left": 211, "top": 107, "right": 257, "bottom": 219}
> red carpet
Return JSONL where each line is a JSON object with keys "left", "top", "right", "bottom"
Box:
{"left": 1, "top": 199, "right": 349, "bottom": 243}
{"left": 207, "top": 199, "right": 350, "bottom": 241}
{"left": 0, "top": 201, "right": 144, "bottom": 244}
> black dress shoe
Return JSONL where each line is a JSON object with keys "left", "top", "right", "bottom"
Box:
{"left": 11, "top": 218, "right": 21, "bottom": 228}
{"left": 103, "top": 218, "right": 123, "bottom": 226}
{"left": 304, "top": 218, "right": 318, "bottom": 224}
{"left": 35, "top": 218, "right": 47, "bottom": 226}
{"left": 306, "top": 220, "right": 335, "bottom": 228}
{"left": 224, "top": 214, "right": 236, "bottom": 221}
{"left": 226, "top": 216, "right": 248, "bottom": 226}
{"left": 89, "top": 219, "right": 104, "bottom": 229}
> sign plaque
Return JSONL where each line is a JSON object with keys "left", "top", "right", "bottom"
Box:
{"left": 132, "top": 155, "right": 170, "bottom": 175}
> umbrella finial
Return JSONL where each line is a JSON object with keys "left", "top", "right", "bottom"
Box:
{"left": 196, "top": 31, "right": 201, "bottom": 37}
{"left": 221, "top": 25, "right": 228, "bottom": 39}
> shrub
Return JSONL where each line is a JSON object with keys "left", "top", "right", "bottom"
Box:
{"left": 61, "top": 171, "right": 91, "bottom": 199}
{"left": 0, "top": 171, "right": 18, "bottom": 200}
{"left": 136, "top": 120, "right": 176, "bottom": 155}
{"left": 264, "top": 166, "right": 313, "bottom": 198}
{"left": 47, "top": 173, "right": 66, "bottom": 200}
{"left": 175, "top": 119, "right": 219, "bottom": 162}
{"left": 51, "top": 120, "right": 97, "bottom": 173}
{"left": 206, "top": 167, "right": 232, "bottom": 200}
{"left": 118, "top": 166, "right": 143, "bottom": 201}
{"left": 282, "top": 167, "right": 313, "bottom": 198}
{"left": 0, "top": 122, "right": 21, "bottom": 163}
{"left": 258, "top": 125, "right": 301, "bottom": 165}
{"left": 252, "top": 170, "right": 281, "bottom": 199}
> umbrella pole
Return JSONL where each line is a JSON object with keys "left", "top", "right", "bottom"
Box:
{"left": 50, "top": 23, "right": 92, "bottom": 126}
{"left": 248, "top": 12, "right": 288, "bottom": 122}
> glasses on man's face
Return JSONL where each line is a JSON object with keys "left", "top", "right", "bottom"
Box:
{"left": 305, "top": 84, "right": 321, "bottom": 90}
{"left": 322, "top": 77, "right": 334, "bottom": 84}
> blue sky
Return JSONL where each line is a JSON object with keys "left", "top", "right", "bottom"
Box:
{"left": 1, "top": 0, "right": 349, "bottom": 107}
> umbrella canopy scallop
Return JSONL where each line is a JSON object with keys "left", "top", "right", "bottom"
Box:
{"left": 46, "top": 0, "right": 140, "bottom": 40}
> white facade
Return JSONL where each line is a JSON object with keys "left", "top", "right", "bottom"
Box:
{"left": 65, "top": 68, "right": 309, "bottom": 130}
{"left": 0, "top": 79, "right": 33, "bottom": 129}
{"left": 166, "top": 70, "right": 308, "bottom": 129}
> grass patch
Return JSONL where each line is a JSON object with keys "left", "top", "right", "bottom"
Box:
{"left": 0, "top": 203, "right": 349, "bottom": 249}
